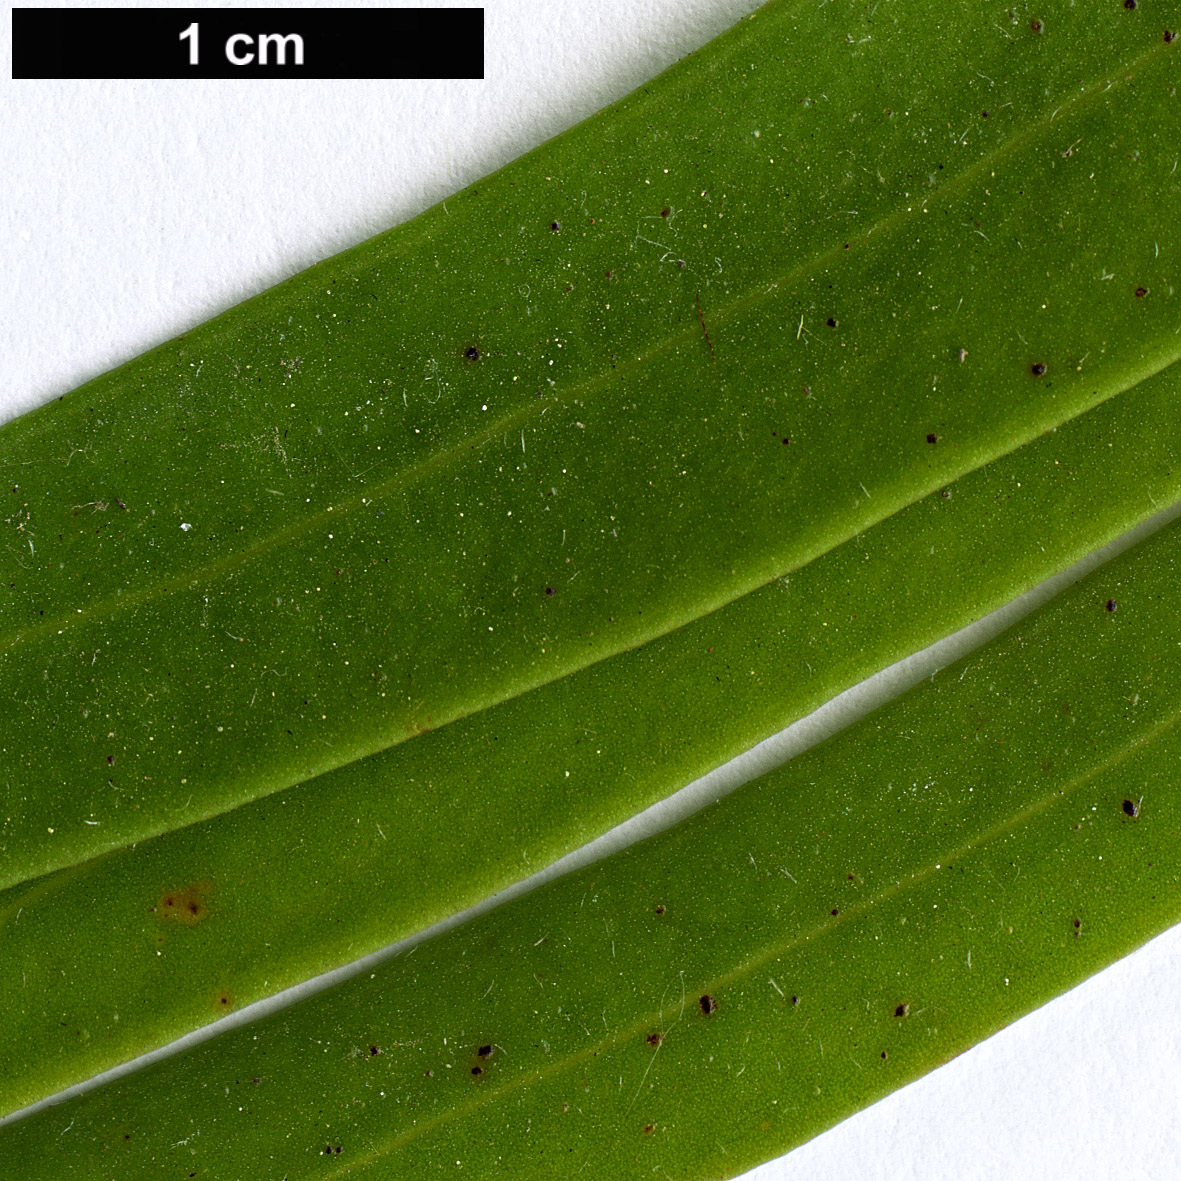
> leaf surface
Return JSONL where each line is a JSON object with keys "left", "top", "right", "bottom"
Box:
{"left": 1, "top": 0, "right": 1180, "bottom": 1172}
{"left": 2, "top": 0, "right": 1178, "bottom": 891}
{"left": 2, "top": 356, "right": 1181, "bottom": 1116}
{"left": 6, "top": 446, "right": 1181, "bottom": 1179}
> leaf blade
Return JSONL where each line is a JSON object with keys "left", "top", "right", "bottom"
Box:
{"left": 4, "top": 0, "right": 1178, "bottom": 891}
{"left": 7, "top": 441, "right": 1181, "bottom": 1178}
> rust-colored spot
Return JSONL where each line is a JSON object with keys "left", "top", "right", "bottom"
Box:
{"left": 155, "top": 882, "right": 211, "bottom": 925}
{"left": 1135, "top": 286, "right": 1148, "bottom": 298}
{"left": 216, "top": 991, "right": 233, "bottom": 1009}
{"left": 654, "top": 905, "right": 665, "bottom": 915}
{"left": 642, "top": 1123, "right": 655, "bottom": 1135}
{"left": 646, "top": 1032, "right": 664, "bottom": 1048}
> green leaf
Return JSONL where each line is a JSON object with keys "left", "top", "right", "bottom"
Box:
{"left": 3, "top": 361, "right": 1181, "bottom": 1117}
{"left": 2, "top": 0, "right": 1180, "bottom": 1174}
{"left": 3, "top": 0, "right": 1177, "bottom": 890}
{"left": 6, "top": 443, "right": 1181, "bottom": 1179}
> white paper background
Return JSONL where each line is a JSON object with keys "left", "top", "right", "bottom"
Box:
{"left": 3, "top": 2, "right": 1181, "bottom": 1177}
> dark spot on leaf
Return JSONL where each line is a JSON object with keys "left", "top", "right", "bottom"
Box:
{"left": 1106, "top": 599, "right": 1118, "bottom": 613}
{"left": 471, "top": 1065, "right": 483, "bottom": 1076}
{"left": 791, "top": 995, "right": 800, "bottom": 1006}
{"left": 550, "top": 221, "right": 561, "bottom": 232}
{"left": 217, "top": 991, "right": 232, "bottom": 1009}
{"left": 646, "top": 1032, "right": 665, "bottom": 1048}
{"left": 369, "top": 1045, "right": 380, "bottom": 1056}
{"left": 895, "top": 1003, "right": 910, "bottom": 1018}
{"left": 1031, "top": 362, "right": 1046, "bottom": 376}
{"left": 643, "top": 1123, "right": 655, "bottom": 1135}
{"left": 1135, "top": 286, "right": 1148, "bottom": 298}
{"left": 1124, "top": 0, "right": 1137, "bottom": 9}
{"left": 464, "top": 345, "right": 481, "bottom": 361}
{"left": 826, "top": 317, "right": 838, "bottom": 328}
{"left": 156, "top": 883, "right": 211, "bottom": 925}
{"left": 782, "top": 436, "right": 791, "bottom": 445}
{"left": 940, "top": 488, "right": 952, "bottom": 499}
{"left": 661, "top": 207, "right": 670, "bottom": 218}
{"left": 478, "top": 1044, "right": 494, "bottom": 1058}
{"left": 700, "top": 994, "right": 718, "bottom": 1015}
{"left": 654, "top": 905, "right": 665, "bottom": 915}
{"left": 881, "top": 1050, "right": 888, "bottom": 1059}
{"left": 106, "top": 754, "right": 115, "bottom": 765}
{"left": 1123, "top": 798, "right": 1141, "bottom": 817}
{"left": 1166, "top": 30, "right": 1177, "bottom": 42}
{"left": 1073, "top": 918, "right": 1082, "bottom": 930}
{"left": 545, "top": 586, "right": 555, "bottom": 596}
{"left": 926, "top": 433, "right": 938, "bottom": 444}
{"left": 981, "top": 109, "right": 989, "bottom": 117}
{"left": 831, "top": 908, "right": 839, "bottom": 916}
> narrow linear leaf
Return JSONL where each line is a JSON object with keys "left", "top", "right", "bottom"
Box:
{"left": 3, "top": 350, "right": 1181, "bottom": 1116}
{"left": 3, "top": 0, "right": 1179, "bottom": 896}
{"left": 7, "top": 449, "right": 1181, "bottom": 1179}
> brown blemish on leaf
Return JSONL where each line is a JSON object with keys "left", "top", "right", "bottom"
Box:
{"left": 699, "top": 994, "right": 718, "bottom": 1015}
{"left": 216, "top": 991, "right": 233, "bottom": 1010}
{"left": 1031, "top": 362, "right": 1047, "bottom": 376}
{"left": 654, "top": 905, "right": 665, "bottom": 915}
{"left": 895, "top": 1003, "right": 910, "bottom": 1018}
{"left": 643, "top": 1123, "right": 656, "bottom": 1135}
{"left": 1123, "top": 797, "right": 1141, "bottom": 818}
{"left": 154, "top": 882, "right": 211, "bottom": 925}
{"left": 646, "top": 1032, "right": 665, "bottom": 1048}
